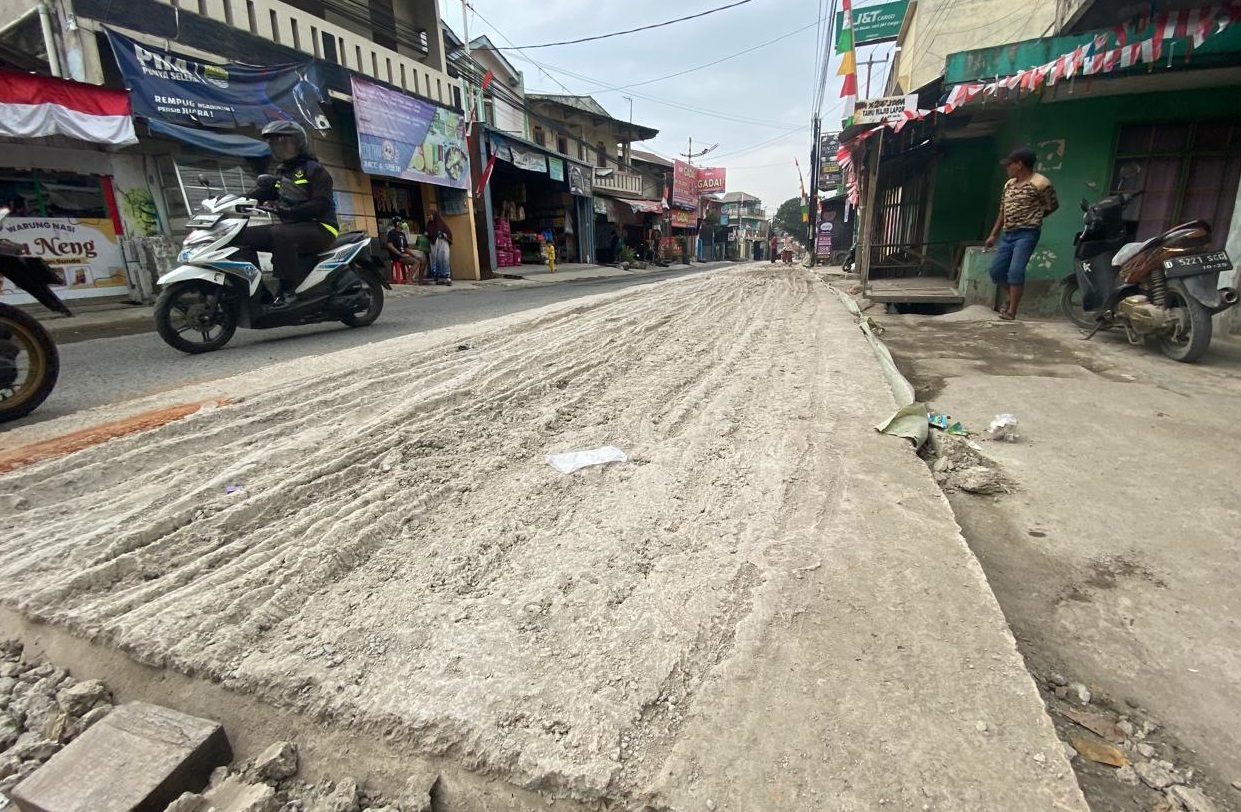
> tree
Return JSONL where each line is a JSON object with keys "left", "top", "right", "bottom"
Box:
{"left": 773, "top": 197, "right": 804, "bottom": 241}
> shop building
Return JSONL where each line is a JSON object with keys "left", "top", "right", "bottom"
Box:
{"left": 845, "top": 0, "right": 1241, "bottom": 334}
{"left": 1, "top": 0, "right": 483, "bottom": 304}
{"left": 720, "top": 192, "right": 768, "bottom": 261}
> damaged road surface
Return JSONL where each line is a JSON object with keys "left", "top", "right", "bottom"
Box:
{"left": 0, "top": 268, "right": 1088, "bottom": 811}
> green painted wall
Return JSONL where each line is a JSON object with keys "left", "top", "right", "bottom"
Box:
{"left": 927, "top": 138, "right": 999, "bottom": 247}
{"left": 926, "top": 83, "right": 1241, "bottom": 315}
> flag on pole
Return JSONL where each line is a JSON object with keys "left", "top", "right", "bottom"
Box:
{"left": 481, "top": 70, "right": 495, "bottom": 91}
{"left": 475, "top": 154, "right": 497, "bottom": 198}
{"left": 795, "top": 156, "right": 807, "bottom": 201}
{"left": 838, "top": 0, "right": 858, "bottom": 128}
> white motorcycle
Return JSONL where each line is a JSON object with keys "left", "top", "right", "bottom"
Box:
{"left": 155, "top": 176, "right": 388, "bottom": 354}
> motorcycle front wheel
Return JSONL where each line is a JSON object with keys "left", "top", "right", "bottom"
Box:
{"left": 1059, "top": 277, "right": 1098, "bottom": 330}
{"left": 155, "top": 280, "right": 238, "bottom": 354}
{"left": 0, "top": 302, "right": 60, "bottom": 423}
{"left": 1158, "top": 279, "right": 1213, "bottom": 363}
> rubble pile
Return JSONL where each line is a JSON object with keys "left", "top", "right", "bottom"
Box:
{"left": 0, "top": 641, "right": 427, "bottom": 812}
{"left": 1040, "top": 671, "right": 1231, "bottom": 812}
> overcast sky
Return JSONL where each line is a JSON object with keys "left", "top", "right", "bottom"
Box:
{"left": 447, "top": 0, "right": 867, "bottom": 215}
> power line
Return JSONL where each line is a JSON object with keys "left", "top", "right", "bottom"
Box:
{"left": 489, "top": 0, "right": 759, "bottom": 50}
{"left": 580, "top": 21, "right": 820, "bottom": 94}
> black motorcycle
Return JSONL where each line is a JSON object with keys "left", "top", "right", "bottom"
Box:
{"left": 0, "top": 207, "right": 73, "bottom": 422}
{"left": 1061, "top": 175, "right": 1237, "bottom": 363}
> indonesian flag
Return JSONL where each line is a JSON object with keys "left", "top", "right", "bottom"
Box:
{"left": 0, "top": 69, "right": 136, "bottom": 146}
{"left": 475, "top": 154, "right": 497, "bottom": 198}
{"left": 838, "top": 0, "right": 858, "bottom": 127}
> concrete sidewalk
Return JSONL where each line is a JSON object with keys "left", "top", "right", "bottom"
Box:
{"left": 24, "top": 261, "right": 737, "bottom": 343}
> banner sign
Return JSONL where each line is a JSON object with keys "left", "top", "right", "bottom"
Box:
{"left": 836, "top": 0, "right": 908, "bottom": 50}
{"left": 0, "top": 217, "right": 126, "bottom": 302}
{"left": 509, "top": 143, "right": 548, "bottom": 174}
{"left": 672, "top": 160, "right": 698, "bottom": 209}
{"left": 568, "top": 163, "right": 593, "bottom": 197}
{"left": 816, "top": 220, "right": 834, "bottom": 257}
{"left": 819, "top": 132, "right": 842, "bottom": 188}
{"left": 548, "top": 156, "right": 565, "bottom": 182}
{"left": 695, "top": 167, "right": 727, "bottom": 196}
{"left": 671, "top": 209, "right": 698, "bottom": 229}
{"left": 352, "top": 77, "right": 469, "bottom": 190}
{"left": 106, "top": 28, "right": 328, "bottom": 131}
{"left": 853, "top": 94, "right": 918, "bottom": 125}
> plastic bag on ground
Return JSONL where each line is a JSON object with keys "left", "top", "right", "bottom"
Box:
{"left": 987, "top": 414, "right": 1020, "bottom": 442}
{"left": 546, "top": 445, "right": 628, "bottom": 474}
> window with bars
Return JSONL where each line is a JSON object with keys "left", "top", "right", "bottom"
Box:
{"left": 1112, "top": 120, "right": 1241, "bottom": 251}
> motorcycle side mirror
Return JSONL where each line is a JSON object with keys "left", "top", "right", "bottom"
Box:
{"left": 1080, "top": 198, "right": 1090, "bottom": 212}
{"left": 255, "top": 173, "right": 277, "bottom": 190}
{"left": 198, "top": 173, "right": 213, "bottom": 189}
{"left": 1120, "top": 163, "right": 1141, "bottom": 180}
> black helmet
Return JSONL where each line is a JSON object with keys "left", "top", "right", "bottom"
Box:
{"left": 260, "top": 120, "right": 308, "bottom": 152}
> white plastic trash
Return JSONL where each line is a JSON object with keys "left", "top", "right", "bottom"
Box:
{"left": 546, "top": 445, "right": 628, "bottom": 474}
{"left": 987, "top": 414, "right": 1020, "bottom": 442}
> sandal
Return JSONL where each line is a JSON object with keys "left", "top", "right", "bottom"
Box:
{"left": 998, "top": 310, "right": 1016, "bottom": 321}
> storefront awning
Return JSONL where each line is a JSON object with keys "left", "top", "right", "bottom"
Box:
{"left": 594, "top": 192, "right": 666, "bottom": 214}
{"left": 0, "top": 68, "right": 137, "bottom": 147}
{"left": 147, "top": 119, "right": 271, "bottom": 157}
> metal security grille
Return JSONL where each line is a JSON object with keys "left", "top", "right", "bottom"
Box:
{"left": 157, "top": 155, "right": 259, "bottom": 234}
{"left": 1113, "top": 120, "right": 1241, "bottom": 251}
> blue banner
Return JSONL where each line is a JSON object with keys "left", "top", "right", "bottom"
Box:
{"left": 105, "top": 28, "right": 329, "bottom": 131}
{"left": 351, "top": 77, "right": 469, "bottom": 190}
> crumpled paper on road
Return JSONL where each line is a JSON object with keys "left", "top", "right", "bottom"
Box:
{"left": 546, "top": 445, "right": 628, "bottom": 474}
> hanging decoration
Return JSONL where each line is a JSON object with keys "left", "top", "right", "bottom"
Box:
{"left": 838, "top": 0, "right": 859, "bottom": 128}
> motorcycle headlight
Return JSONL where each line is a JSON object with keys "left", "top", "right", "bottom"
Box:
{"left": 184, "top": 229, "right": 218, "bottom": 247}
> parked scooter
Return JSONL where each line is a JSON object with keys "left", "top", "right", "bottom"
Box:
{"left": 154, "top": 175, "right": 389, "bottom": 354}
{"left": 0, "top": 207, "right": 73, "bottom": 422}
{"left": 1061, "top": 168, "right": 1238, "bottom": 363}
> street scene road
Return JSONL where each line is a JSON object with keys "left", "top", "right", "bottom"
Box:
{"left": 4, "top": 0, "right": 1241, "bottom": 810}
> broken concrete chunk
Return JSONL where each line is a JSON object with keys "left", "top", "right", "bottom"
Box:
{"left": 65, "top": 704, "right": 112, "bottom": 742}
{"left": 164, "top": 792, "right": 209, "bottom": 812}
{"left": 393, "top": 771, "right": 439, "bottom": 812}
{"left": 55, "top": 680, "right": 110, "bottom": 718}
{"left": 203, "top": 774, "right": 279, "bottom": 812}
{"left": 1167, "top": 785, "right": 1221, "bottom": 812}
{"left": 1134, "top": 760, "right": 1185, "bottom": 790}
{"left": 9, "top": 702, "right": 231, "bottom": 812}
{"left": 308, "top": 778, "right": 361, "bottom": 812}
{"left": 1114, "top": 765, "right": 1140, "bottom": 786}
{"left": 0, "top": 712, "right": 20, "bottom": 749}
{"left": 253, "top": 741, "right": 299, "bottom": 783}
{"left": 7, "top": 732, "right": 60, "bottom": 762}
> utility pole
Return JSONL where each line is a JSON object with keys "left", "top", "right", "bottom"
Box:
{"left": 859, "top": 52, "right": 890, "bottom": 99}
{"left": 808, "top": 115, "right": 822, "bottom": 266}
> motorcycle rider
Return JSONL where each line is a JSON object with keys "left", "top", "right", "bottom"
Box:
{"left": 242, "top": 120, "right": 339, "bottom": 308}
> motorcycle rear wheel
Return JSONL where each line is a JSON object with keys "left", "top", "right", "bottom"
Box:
{"left": 155, "top": 280, "right": 238, "bottom": 354}
{"left": 1059, "top": 277, "right": 1097, "bottom": 330}
{"left": 340, "top": 274, "right": 385, "bottom": 328}
{"left": 0, "top": 303, "right": 60, "bottom": 423}
{"left": 1157, "top": 279, "right": 1213, "bottom": 363}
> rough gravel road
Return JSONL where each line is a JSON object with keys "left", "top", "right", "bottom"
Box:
{"left": 11, "top": 268, "right": 705, "bottom": 430}
{"left": 0, "top": 266, "right": 1087, "bottom": 811}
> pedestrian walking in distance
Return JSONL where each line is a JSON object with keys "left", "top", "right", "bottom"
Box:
{"left": 985, "top": 146, "right": 1059, "bottom": 320}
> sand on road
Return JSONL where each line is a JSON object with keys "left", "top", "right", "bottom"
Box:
{"left": 0, "top": 267, "right": 1085, "bottom": 811}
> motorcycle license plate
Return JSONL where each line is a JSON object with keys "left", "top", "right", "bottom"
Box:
{"left": 1163, "top": 251, "right": 1232, "bottom": 275}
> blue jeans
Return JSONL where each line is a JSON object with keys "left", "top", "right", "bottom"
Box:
{"left": 989, "top": 228, "right": 1040, "bottom": 285}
